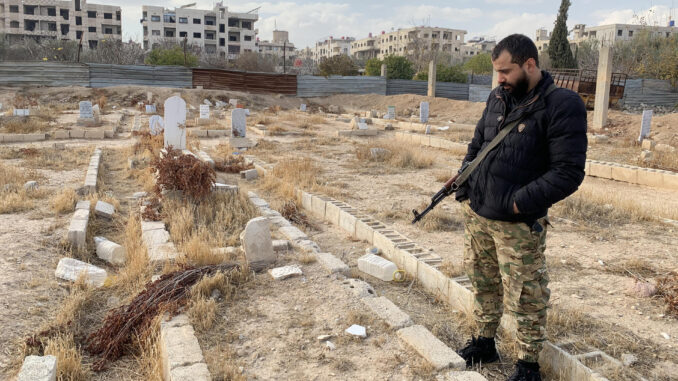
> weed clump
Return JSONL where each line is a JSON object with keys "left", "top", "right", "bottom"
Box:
{"left": 152, "top": 148, "right": 215, "bottom": 200}
{"left": 657, "top": 272, "right": 678, "bottom": 317}
{"left": 214, "top": 154, "right": 253, "bottom": 173}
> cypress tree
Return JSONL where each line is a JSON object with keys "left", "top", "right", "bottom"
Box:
{"left": 548, "top": 0, "right": 577, "bottom": 68}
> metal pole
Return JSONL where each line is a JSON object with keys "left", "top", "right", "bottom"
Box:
{"left": 283, "top": 41, "right": 286, "bottom": 73}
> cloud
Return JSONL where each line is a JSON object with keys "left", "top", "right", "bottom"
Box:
{"left": 593, "top": 5, "right": 673, "bottom": 27}
{"left": 478, "top": 12, "right": 555, "bottom": 41}
{"left": 485, "top": 0, "right": 542, "bottom": 4}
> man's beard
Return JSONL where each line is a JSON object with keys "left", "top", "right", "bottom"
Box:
{"left": 502, "top": 70, "right": 529, "bottom": 99}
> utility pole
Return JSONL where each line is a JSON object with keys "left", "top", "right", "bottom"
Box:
{"left": 76, "top": 33, "right": 83, "bottom": 62}
{"left": 183, "top": 36, "right": 188, "bottom": 66}
{"left": 283, "top": 41, "right": 286, "bottom": 73}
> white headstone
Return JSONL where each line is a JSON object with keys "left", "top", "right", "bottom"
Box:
{"left": 164, "top": 96, "right": 187, "bottom": 150}
{"left": 145, "top": 104, "right": 156, "bottom": 113}
{"left": 79, "top": 101, "right": 93, "bottom": 119}
{"left": 240, "top": 217, "right": 276, "bottom": 265}
{"left": 425, "top": 125, "right": 432, "bottom": 134}
{"left": 92, "top": 104, "right": 100, "bottom": 120}
{"left": 300, "top": 104, "right": 307, "bottom": 112}
{"left": 386, "top": 106, "right": 395, "bottom": 119}
{"left": 420, "top": 101, "right": 429, "bottom": 123}
{"left": 231, "top": 108, "right": 247, "bottom": 138}
{"left": 13, "top": 109, "right": 29, "bottom": 116}
{"left": 229, "top": 98, "right": 239, "bottom": 107}
{"left": 638, "top": 109, "right": 653, "bottom": 142}
{"left": 357, "top": 122, "right": 368, "bottom": 130}
{"left": 149, "top": 115, "right": 164, "bottom": 136}
{"left": 199, "top": 104, "right": 210, "bottom": 119}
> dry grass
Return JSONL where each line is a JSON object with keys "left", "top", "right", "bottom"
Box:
{"left": 0, "top": 116, "right": 50, "bottom": 133}
{"left": 114, "top": 212, "right": 151, "bottom": 295}
{"left": 298, "top": 252, "right": 317, "bottom": 264}
{"left": 356, "top": 139, "right": 436, "bottom": 169}
{"left": 132, "top": 317, "right": 163, "bottom": 381}
{"left": 44, "top": 333, "right": 89, "bottom": 381}
{"left": 0, "top": 146, "right": 93, "bottom": 171}
{"left": 307, "top": 115, "right": 326, "bottom": 125}
{"left": 0, "top": 190, "right": 36, "bottom": 214}
{"left": 438, "top": 259, "right": 464, "bottom": 278}
{"left": 552, "top": 184, "right": 677, "bottom": 227}
{"left": 434, "top": 170, "right": 454, "bottom": 183}
{"left": 639, "top": 150, "right": 678, "bottom": 172}
{"left": 267, "top": 125, "right": 288, "bottom": 135}
{"left": 163, "top": 191, "right": 258, "bottom": 265}
{"left": 418, "top": 203, "right": 464, "bottom": 232}
{"left": 203, "top": 344, "right": 246, "bottom": 381}
{"left": 0, "top": 163, "right": 49, "bottom": 213}
{"left": 259, "top": 156, "right": 345, "bottom": 199}
{"left": 189, "top": 297, "right": 218, "bottom": 332}
{"left": 189, "top": 270, "right": 248, "bottom": 332}
{"left": 50, "top": 188, "right": 77, "bottom": 214}
{"left": 657, "top": 271, "right": 678, "bottom": 317}
{"left": 0, "top": 161, "right": 29, "bottom": 188}
{"left": 54, "top": 276, "right": 93, "bottom": 330}
{"left": 255, "top": 116, "right": 271, "bottom": 125}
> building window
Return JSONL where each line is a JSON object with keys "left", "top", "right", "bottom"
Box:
{"left": 242, "top": 21, "right": 251, "bottom": 29}
{"left": 9, "top": 5, "right": 18, "bottom": 13}
{"left": 151, "top": 15, "right": 160, "bottom": 22}
{"left": 105, "top": 28, "right": 113, "bottom": 34}
{"left": 628, "top": 30, "right": 633, "bottom": 37}
{"left": 228, "top": 18, "right": 238, "bottom": 27}
{"left": 193, "top": 32, "right": 201, "bottom": 38}
{"left": 47, "top": 7, "right": 56, "bottom": 16}
{"left": 205, "top": 17, "right": 215, "bottom": 26}
{"left": 219, "top": 24, "right": 225, "bottom": 33}
{"left": 76, "top": 16, "right": 82, "bottom": 25}
{"left": 89, "top": 40, "right": 98, "bottom": 49}
{"left": 87, "top": 11, "right": 96, "bottom": 18}
{"left": 193, "top": 18, "right": 201, "bottom": 24}
{"left": 116, "top": 11, "right": 120, "bottom": 21}
{"left": 60, "top": 9, "right": 69, "bottom": 20}
{"left": 179, "top": 31, "right": 187, "bottom": 37}
{"left": 219, "top": 37, "right": 225, "bottom": 46}
{"left": 104, "top": 12, "right": 112, "bottom": 19}
{"left": 244, "top": 35, "right": 252, "bottom": 41}
{"left": 88, "top": 26, "right": 96, "bottom": 32}
{"left": 229, "top": 35, "right": 237, "bottom": 41}
{"left": 179, "top": 17, "right": 187, "bottom": 24}
{"left": 206, "top": 32, "right": 215, "bottom": 40}
{"left": 143, "top": 11, "right": 147, "bottom": 19}
{"left": 152, "top": 30, "right": 160, "bottom": 36}
{"left": 617, "top": 29, "right": 623, "bottom": 36}
{"left": 10, "top": 21, "right": 19, "bottom": 28}
{"left": 61, "top": 24, "right": 69, "bottom": 35}
{"left": 76, "top": 30, "right": 82, "bottom": 39}
{"left": 164, "top": 14, "right": 175, "bottom": 23}
{"left": 165, "top": 29, "right": 174, "bottom": 37}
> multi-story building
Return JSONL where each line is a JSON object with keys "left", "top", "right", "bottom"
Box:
{"left": 351, "top": 26, "right": 467, "bottom": 62}
{"left": 257, "top": 29, "right": 295, "bottom": 58}
{"left": 141, "top": 2, "right": 258, "bottom": 59}
{"left": 0, "top": 0, "right": 121, "bottom": 48}
{"left": 312, "top": 36, "right": 354, "bottom": 62}
{"left": 570, "top": 23, "right": 678, "bottom": 44}
{"left": 461, "top": 36, "right": 496, "bottom": 59}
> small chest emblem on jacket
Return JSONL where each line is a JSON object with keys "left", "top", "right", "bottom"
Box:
{"left": 518, "top": 123, "right": 526, "bottom": 132}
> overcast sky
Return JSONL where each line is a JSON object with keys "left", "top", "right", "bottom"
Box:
{"left": 96, "top": 0, "right": 678, "bottom": 48}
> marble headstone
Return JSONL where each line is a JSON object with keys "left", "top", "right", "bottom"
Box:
{"left": 231, "top": 108, "right": 247, "bottom": 138}
{"left": 386, "top": 106, "right": 395, "bottom": 119}
{"left": 199, "top": 104, "right": 210, "bottom": 119}
{"left": 638, "top": 109, "right": 652, "bottom": 142}
{"left": 149, "top": 115, "right": 164, "bottom": 136}
{"left": 300, "top": 104, "right": 307, "bottom": 112}
{"left": 145, "top": 104, "right": 156, "bottom": 113}
{"left": 79, "top": 101, "right": 93, "bottom": 119}
{"left": 419, "top": 101, "right": 429, "bottom": 123}
{"left": 164, "top": 96, "right": 187, "bottom": 150}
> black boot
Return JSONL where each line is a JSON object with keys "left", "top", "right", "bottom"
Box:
{"left": 507, "top": 360, "right": 542, "bottom": 381}
{"left": 457, "top": 336, "right": 499, "bottom": 367}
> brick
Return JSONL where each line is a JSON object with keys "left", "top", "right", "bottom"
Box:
{"left": 17, "top": 355, "right": 57, "bottom": 381}
{"left": 240, "top": 169, "right": 258, "bottom": 180}
{"left": 300, "top": 191, "right": 313, "bottom": 211}
{"left": 69, "top": 129, "right": 85, "bottom": 138}
{"left": 189, "top": 129, "right": 208, "bottom": 137}
{"left": 358, "top": 254, "right": 399, "bottom": 281}
{"left": 160, "top": 314, "right": 209, "bottom": 381}
{"left": 588, "top": 162, "right": 612, "bottom": 179}
{"left": 310, "top": 195, "right": 328, "bottom": 218}
{"left": 637, "top": 169, "right": 664, "bottom": 188}
{"left": 67, "top": 218, "right": 88, "bottom": 250}
{"left": 362, "top": 296, "right": 412, "bottom": 329}
{"left": 272, "top": 239, "right": 290, "bottom": 252}
{"left": 338, "top": 209, "right": 358, "bottom": 236}
{"left": 279, "top": 226, "right": 308, "bottom": 242}
{"left": 438, "top": 371, "right": 488, "bottom": 381}
{"left": 355, "top": 219, "right": 376, "bottom": 243}
{"left": 314, "top": 252, "right": 349, "bottom": 274}
{"left": 417, "top": 261, "right": 450, "bottom": 299}
{"left": 610, "top": 165, "right": 637, "bottom": 183}
{"left": 94, "top": 236, "right": 126, "bottom": 265}
{"left": 95, "top": 200, "right": 115, "bottom": 219}
{"left": 53, "top": 130, "right": 70, "bottom": 139}
{"left": 372, "top": 229, "right": 398, "bottom": 258}
{"left": 75, "top": 200, "right": 90, "bottom": 211}
{"left": 214, "top": 183, "right": 238, "bottom": 193}
{"left": 296, "top": 239, "right": 321, "bottom": 253}
{"left": 269, "top": 265, "right": 303, "bottom": 280}
{"left": 142, "top": 228, "right": 170, "bottom": 246}
{"left": 55, "top": 257, "right": 107, "bottom": 287}
{"left": 397, "top": 325, "right": 465, "bottom": 370}
{"left": 663, "top": 173, "right": 678, "bottom": 190}
{"left": 141, "top": 220, "right": 166, "bottom": 232}
{"left": 325, "top": 201, "right": 345, "bottom": 225}
{"left": 207, "top": 129, "right": 227, "bottom": 137}
{"left": 148, "top": 242, "right": 179, "bottom": 262}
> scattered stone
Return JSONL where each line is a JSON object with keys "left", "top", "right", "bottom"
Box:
{"left": 317, "top": 335, "right": 332, "bottom": 342}
{"left": 625, "top": 278, "right": 657, "bottom": 298}
{"left": 370, "top": 147, "right": 390, "bottom": 160}
{"left": 362, "top": 296, "right": 413, "bottom": 329}
{"left": 384, "top": 123, "right": 394, "bottom": 130}
{"left": 53, "top": 143, "right": 65, "bottom": 150}
{"left": 315, "top": 252, "right": 349, "bottom": 274}
{"left": 132, "top": 191, "right": 147, "bottom": 199}
{"left": 240, "top": 169, "right": 259, "bottom": 180}
{"left": 621, "top": 353, "right": 638, "bottom": 367}
{"left": 425, "top": 125, "right": 432, "bottom": 134}
{"left": 17, "top": 355, "right": 57, "bottom": 381}
{"left": 436, "top": 371, "right": 488, "bottom": 381}
{"left": 325, "top": 341, "right": 336, "bottom": 350}
{"left": 75, "top": 200, "right": 90, "bottom": 210}
{"left": 269, "top": 265, "right": 303, "bottom": 280}
{"left": 55, "top": 257, "right": 107, "bottom": 287}
{"left": 214, "top": 183, "right": 238, "bottom": 193}
{"left": 203, "top": 99, "right": 212, "bottom": 106}
{"left": 342, "top": 278, "right": 376, "bottom": 298}
{"left": 345, "top": 324, "right": 366, "bottom": 338}
{"left": 641, "top": 139, "right": 656, "bottom": 150}
{"left": 590, "top": 134, "right": 609, "bottom": 144}
{"left": 24, "top": 181, "right": 38, "bottom": 191}
{"left": 438, "top": 126, "right": 450, "bottom": 131}
{"left": 358, "top": 254, "right": 399, "bottom": 281}
{"left": 397, "top": 325, "right": 465, "bottom": 370}
{"left": 328, "top": 105, "right": 340, "bottom": 114}
{"left": 279, "top": 226, "right": 308, "bottom": 242}
{"left": 661, "top": 332, "right": 670, "bottom": 340}
{"left": 95, "top": 200, "right": 115, "bottom": 219}
{"left": 272, "top": 240, "right": 290, "bottom": 252}
{"left": 240, "top": 217, "right": 276, "bottom": 266}
{"left": 640, "top": 150, "right": 654, "bottom": 161}
{"left": 94, "top": 236, "right": 126, "bottom": 265}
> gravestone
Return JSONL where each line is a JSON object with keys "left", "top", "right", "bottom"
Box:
{"left": 386, "top": 106, "right": 395, "bottom": 119}
{"left": 79, "top": 101, "right": 93, "bottom": 119}
{"left": 229, "top": 98, "right": 239, "bottom": 107}
{"left": 149, "top": 115, "right": 164, "bottom": 136}
{"left": 420, "top": 101, "right": 429, "bottom": 123}
{"left": 300, "top": 104, "right": 307, "bottom": 112}
{"left": 231, "top": 108, "right": 247, "bottom": 138}
{"left": 13, "top": 109, "right": 29, "bottom": 116}
{"left": 164, "top": 95, "right": 187, "bottom": 150}
{"left": 199, "top": 104, "right": 210, "bottom": 119}
{"left": 145, "top": 104, "right": 156, "bottom": 113}
{"left": 638, "top": 110, "right": 652, "bottom": 142}
{"left": 92, "top": 105, "right": 100, "bottom": 120}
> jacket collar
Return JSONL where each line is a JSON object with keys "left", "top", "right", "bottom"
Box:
{"left": 496, "top": 70, "right": 555, "bottom": 123}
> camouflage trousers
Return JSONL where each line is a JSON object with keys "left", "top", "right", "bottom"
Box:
{"left": 462, "top": 201, "right": 550, "bottom": 363}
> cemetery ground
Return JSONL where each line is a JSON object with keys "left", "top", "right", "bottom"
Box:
{"left": 0, "top": 85, "right": 677, "bottom": 380}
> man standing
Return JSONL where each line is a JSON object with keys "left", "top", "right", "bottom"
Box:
{"left": 455, "top": 34, "right": 587, "bottom": 381}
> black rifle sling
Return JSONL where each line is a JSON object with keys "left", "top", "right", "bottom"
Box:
{"left": 452, "top": 83, "right": 557, "bottom": 190}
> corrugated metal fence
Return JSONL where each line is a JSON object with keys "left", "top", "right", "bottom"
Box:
{"left": 89, "top": 64, "right": 192, "bottom": 88}
{"left": 622, "top": 79, "right": 678, "bottom": 108}
{"left": 0, "top": 62, "right": 89, "bottom": 87}
{"left": 297, "top": 76, "right": 386, "bottom": 97}
{"left": 469, "top": 84, "right": 492, "bottom": 102}
{"left": 386, "top": 79, "right": 469, "bottom": 100}
{"left": 193, "top": 68, "right": 297, "bottom": 94}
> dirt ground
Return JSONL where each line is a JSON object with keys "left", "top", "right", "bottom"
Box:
{"left": 0, "top": 86, "right": 677, "bottom": 381}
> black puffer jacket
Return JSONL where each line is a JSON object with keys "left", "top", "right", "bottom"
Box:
{"left": 456, "top": 71, "right": 587, "bottom": 223}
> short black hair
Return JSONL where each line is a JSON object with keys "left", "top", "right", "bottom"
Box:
{"left": 492, "top": 34, "right": 539, "bottom": 67}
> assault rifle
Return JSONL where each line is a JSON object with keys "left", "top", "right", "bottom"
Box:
{"left": 412, "top": 161, "right": 470, "bottom": 224}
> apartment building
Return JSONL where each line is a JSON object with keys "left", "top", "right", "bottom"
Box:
{"left": 312, "top": 36, "right": 354, "bottom": 62}
{"left": 0, "top": 0, "right": 121, "bottom": 48}
{"left": 352, "top": 26, "right": 467, "bottom": 61}
{"left": 535, "top": 28, "right": 550, "bottom": 52}
{"left": 141, "top": 2, "right": 258, "bottom": 59}
{"left": 257, "top": 29, "right": 295, "bottom": 58}
{"left": 570, "top": 23, "right": 678, "bottom": 44}
{"left": 461, "top": 36, "right": 496, "bottom": 59}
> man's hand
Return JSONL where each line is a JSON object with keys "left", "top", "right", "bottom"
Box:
{"left": 513, "top": 202, "right": 520, "bottom": 214}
